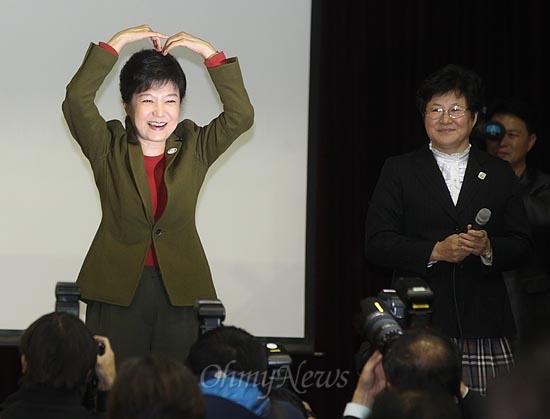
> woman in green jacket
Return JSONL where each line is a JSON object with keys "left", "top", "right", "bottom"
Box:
{"left": 62, "top": 24, "right": 254, "bottom": 365}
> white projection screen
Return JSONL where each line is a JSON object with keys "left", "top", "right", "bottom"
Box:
{"left": 0, "top": 0, "right": 313, "bottom": 349}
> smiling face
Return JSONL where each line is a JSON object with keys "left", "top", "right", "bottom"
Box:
{"left": 124, "top": 81, "right": 181, "bottom": 155}
{"left": 424, "top": 91, "right": 478, "bottom": 154}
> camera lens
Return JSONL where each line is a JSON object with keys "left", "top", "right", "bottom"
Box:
{"left": 364, "top": 310, "right": 403, "bottom": 353}
{"left": 361, "top": 297, "right": 404, "bottom": 354}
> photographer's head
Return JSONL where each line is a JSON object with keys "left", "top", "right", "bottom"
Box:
{"left": 19, "top": 312, "right": 97, "bottom": 394}
{"left": 185, "top": 325, "right": 274, "bottom": 419}
{"left": 186, "top": 325, "right": 268, "bottom": 377}
{"left": 107, "top": 355, "right": 205, "bottom": 419}
{"left": 382, "top": 327, "right": 462, "bottom": 399}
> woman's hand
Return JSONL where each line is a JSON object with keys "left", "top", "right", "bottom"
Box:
{"left": 430, "top": 234, "right": 470, "bottom": 263}
{"left": 459, "top": 227, "right": 491, "bottom": 257}
{"left": 162, "top": 31, "right": 217, "bottom": 59}
{"left": 106, "top": 24, "right": 168, "bottom": 54}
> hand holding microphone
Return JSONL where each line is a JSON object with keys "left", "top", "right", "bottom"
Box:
{"left": 430, "top": 208, "right": 492, "bottom": 263}
{"left": 461, "top": 208, "right": 492, "bottom": 257}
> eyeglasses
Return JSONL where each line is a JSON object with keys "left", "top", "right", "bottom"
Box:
{"left": 425, "top": 105, "right": 468, "bottom": 120}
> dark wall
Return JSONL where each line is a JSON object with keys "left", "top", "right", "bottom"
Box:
{"left": 0, "top": 331, "right": 22, "bottom": 403}
{"left": 306, "top": 1, "right": 549, "bottom": 417}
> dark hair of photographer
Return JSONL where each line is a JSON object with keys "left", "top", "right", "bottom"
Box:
{"left": 186, "top": 325, "right": 309, "bottom": 419}
{"left": 19, "top": 312, "right": 97, "bottom": 394}
{"left": 107, "top": 355, "right": 205, "bottom": 419}
{"left": 382, "top": 328, "right": 462, "bottom": 400}
{"left": 0, "top": 312, "right": 117, "bottom": 419}
{"left": 186, "top": 325, "right": 268, "bottom": 377}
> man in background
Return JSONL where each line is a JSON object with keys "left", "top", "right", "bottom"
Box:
{"left": 484, "top": 98, "right": 550, "bottom": 346}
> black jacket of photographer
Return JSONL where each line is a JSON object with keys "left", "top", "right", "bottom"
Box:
{"left": 0, "top": 387, "right": 106, "bottom": 419}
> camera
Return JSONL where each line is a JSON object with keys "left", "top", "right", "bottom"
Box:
{"left": 355, "top": 277, "right": 433, "bottom": 372}
{"left": 360, "top": 296, "right": 404, "bottom": 355}
{"left": 55, "top": 281, "right": 81, "bottom": 317}
{"left": 53, "top": 281, "right": 106, "bottom": 411}
{"left": 195, "top": 299, "right": 226, "bottom": 335}
{"left": 97, "top": 341, "right": 105, "bottom": 356}
{"left": 54, "top": 282, "right": 105, "bottom": 362}
{"left": 264, "top": 341, "right": 293, "bottom": 387}
{"left": 470, "top": 116, "right": 506, "bottom": 149}
{"left": 483, "top": 120, "right": 506, "bottom": 142}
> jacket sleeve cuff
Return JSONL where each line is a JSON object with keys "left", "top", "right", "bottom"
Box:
{"left": 343, "top": 402, "right": 371, "bottom": 419}
{"left": 98, "top": 42, "right": 119, "bottom": 57}
{"left": 204, "top": 51, "right": 227, "bottom": 68}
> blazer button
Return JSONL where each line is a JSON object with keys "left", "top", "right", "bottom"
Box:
{"left": 154, "top": 229, "right": 162, "bottom": 236}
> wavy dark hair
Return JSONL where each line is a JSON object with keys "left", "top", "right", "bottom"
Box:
{"left": 119, "top": 49, "right": 187, "bottom": 104}
{"left": 416, "top": 64, "right": 484, "bottom": 119}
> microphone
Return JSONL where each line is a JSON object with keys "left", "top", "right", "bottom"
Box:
{"left": 470, "top": 208, "right": 491, "bottom": 230}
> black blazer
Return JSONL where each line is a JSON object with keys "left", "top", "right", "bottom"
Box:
{"left": 365, "top": 144, "right": 532, "bottom": 338}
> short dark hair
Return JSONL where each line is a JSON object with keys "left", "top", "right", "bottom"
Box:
{"left": 486, "top": 97, "right": 537, "bottom": 135}
{"left": 416, "top": 64, "right": 484, "bottom": 118}
{"left": 107, "top": 355, "right": 205, "bottom": 419}
{"left": 186, "top": 325, "right": 268, "bottom": 378}
{"left": 382, "top": 327, "right": 462, "bottom": 399}
{"left": 19, "top": 312, "right": 97, "bottom": 393}
{"left": 370, "top": 388, "right": 461, "bottom": 419}
{"left": 119, "top": 49, "right": 187, "bottom": 104}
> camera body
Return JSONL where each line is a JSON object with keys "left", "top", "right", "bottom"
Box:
{"left": 54, "top": 282, "right": 81, "bottom": 318}
{"left": 356, "top": 277, "right": 433, "bottom": 372}
{"left": 195, "top": 299, "right": 226, "bottom": 335}
{"left": 483, "top": 120, "right": 506, "bottom": 142}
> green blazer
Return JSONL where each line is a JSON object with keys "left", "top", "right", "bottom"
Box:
{"left": 62, "top": 43, "right": 254, "bottom": 306}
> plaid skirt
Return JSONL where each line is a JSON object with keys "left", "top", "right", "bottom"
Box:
{"left": 452, "top": 337, "right": 515, "bottom": 395}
